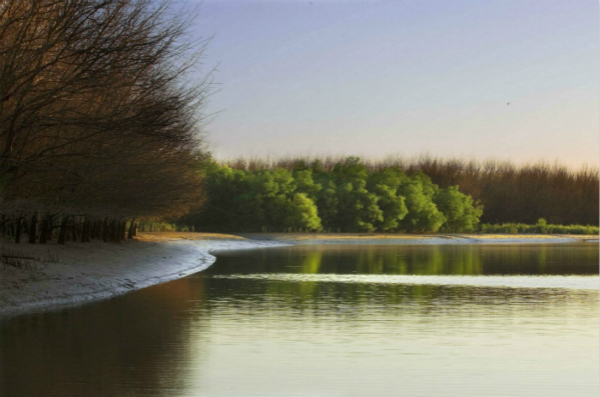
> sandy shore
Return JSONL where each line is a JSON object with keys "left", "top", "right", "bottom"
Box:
{"left": 0, "top": 233, "right": 289, "bottom": 317}
{"left": 1, "top": 232, "right": 597, "bottom": 317}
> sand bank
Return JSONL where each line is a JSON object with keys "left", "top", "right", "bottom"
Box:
{"left": 0, "top": 234, "right": 289, "bottom": 317}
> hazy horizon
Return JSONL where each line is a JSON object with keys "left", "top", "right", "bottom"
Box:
{"left": 188, "top": 0, "right": 599, "bottom": 168}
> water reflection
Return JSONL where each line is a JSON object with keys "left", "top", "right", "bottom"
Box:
{"left": 0, "top": 243, "right": 598, "bottom": 397}
{"left": 0, "top": 278, "right": 207, "bottom": 397}
{"left": 208, "top": 242, "right": 599, "bottom": 276}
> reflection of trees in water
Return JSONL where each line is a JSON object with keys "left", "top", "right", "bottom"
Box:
{"left": 211, "top": 243, "right": 598, "bottom": 278}
{"left": 474, "top": 243, "right": 598, "bottom": 275}
{"left": 350, "top": 245, "right": 482, "bottom": 275}
{"left": 211, "top": 245, "right": 484, "bottom": 276}
{"left": 204, "top": 244, "right": 598, "bottom": 317}
{"left": 0, "top": 277, "right": 207, "bottom": 397}
{"left": 205, "top": 276, "right": 597, "bottom": 323}
{"left": 2, "top": 244, "right": 596, "bottom": 397}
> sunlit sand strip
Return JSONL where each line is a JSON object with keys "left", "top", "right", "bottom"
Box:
{"left": 212, "top": 274, "right": 600, "bottom": 290}
{"left": 257, "top": 234, "right": 433, "bottom": 240}
{"left": 219, "top": 232, "right": 598, "bottom": 244}
{"left": 137, "top": 232, "right": 248, "bottom": 241}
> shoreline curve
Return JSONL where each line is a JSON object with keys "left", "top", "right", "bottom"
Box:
{"left": 1, "top": 232, "right": 597, "bottom": 318}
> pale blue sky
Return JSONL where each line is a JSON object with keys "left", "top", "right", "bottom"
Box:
{"left": 187, "top": 0, "right": 599, "bottom": 167}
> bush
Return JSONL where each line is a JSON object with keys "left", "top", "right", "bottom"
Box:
{"left": 435, "top": 186, "right": 484, "bottom": 232}
{"left": 182, "top": 158, "right": 483, "bottom": 233}
{"left": 478, "top": 222, "right": 599, "bottom": 235}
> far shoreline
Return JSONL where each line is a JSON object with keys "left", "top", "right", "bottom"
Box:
{"left": 1, "top": 232, "right": 597, "bottom": 318}
{"left": 143, "top": 231, "right": 598, "bottom": 246}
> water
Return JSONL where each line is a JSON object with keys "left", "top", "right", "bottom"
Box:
{"left": 1, "top": 243, "right": 598, "bottom": 397}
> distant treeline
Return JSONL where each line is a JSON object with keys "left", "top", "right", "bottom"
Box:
{"left": 221, "top": 156, "right": 599, "bottom": 226}
{"left": 142, "top": 220, "right": 600, "bottom": 235}
{"left": 181, "top": 157, "right": 483, "bottom": 233}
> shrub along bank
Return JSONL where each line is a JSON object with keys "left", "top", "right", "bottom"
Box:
{"left": 181, "top": 157, "right": 483, "bottom": 233}
{"left": 479, "top": 219, "right": 599, "bottom": 235}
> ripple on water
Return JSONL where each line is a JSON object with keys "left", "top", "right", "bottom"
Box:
{"left": 211, "top": 273, "right": 600, "bottom": 290}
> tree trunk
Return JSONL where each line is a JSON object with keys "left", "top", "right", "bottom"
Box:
{"left": 90, "top": 220, "right": 96, "bottom": 240}
{"left": 58, "top": 216, "right": 68, "bottom": 245}
{"left": 80, "top": 218, "right": 86, "bottom": 242}
{"left": 82, "top": 218, "right": 90, "bottom": 243}
{"left": 47, "top": 216, "right": 54, "bottom": 241}
{"left": 117, "top": 220, "right": 122, "bottom": 242}
{"left": 71, "top": 217, "right": 78, "bottom": 241}
{"left": 22, "top": 218, "right": 29, "bottom": 238}
{"left": 115, "top": 221, "right": 120, "bottom": 242}
{"left": 15, "top": 218, "right": 22, "bottom": 244}
{"left": 111, "top": 219, "right": 115, "bottom": 242}
{"left": 114, "top": 220, "right": 119, "bottom": 242}
{"left": 39, "top": 217, "right": 48, "bottom": 244}
{"left": 127, "top": 218, "right": 136, "bottom": 239}
{"left": 133, "top": 223, "right": 137, "bottom": 237}
{"left": 102, "top": 218, "right": 109, "bottom": 242}
{"left": 28, "top": 213, "right": 38, "bottom": 244}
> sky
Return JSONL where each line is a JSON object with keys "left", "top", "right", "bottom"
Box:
{"left": 185, "top": 0, "right": 599, "bottom": 168}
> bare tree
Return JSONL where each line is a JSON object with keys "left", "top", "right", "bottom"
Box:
{"left": 0, "top": 0, "right": 210, "bottom": 243}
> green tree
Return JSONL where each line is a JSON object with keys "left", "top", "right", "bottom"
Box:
{"left": 289, "top": 193, "right": 322, "bottom": 231}
{"left": 185, "top": 158, "right": 487, "bottom": 234}
{"left": 434, "top": 186, "right": 483, "bottom": 232}
{"left": 397, "top": 172, "right": 446, "bottom": 233}
{"left": 324, "top": 157, "right": 383, "bottom": 232}
{"left": 367, "top": 167, "right": 409, "bottom": 231}
{"left": 293, "top": 169, "right": 321, "bottom": 200}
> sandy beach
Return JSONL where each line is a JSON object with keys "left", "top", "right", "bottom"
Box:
{"left": 1, "top": 232, "right": 597, "bottom": 317}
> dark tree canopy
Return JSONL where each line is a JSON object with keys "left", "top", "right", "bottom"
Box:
{"left": 0, "top": 0, "right": 210, "bottom": 221}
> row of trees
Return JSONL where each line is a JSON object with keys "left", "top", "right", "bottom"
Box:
{"left": 0, "top": 0, "right": 209, "bottom": 244}
{"left": 181, "top": 157, "right": 483, "bottom": 233}
{"left": 224, "top": 156, "right": 599, "bottom": 226}
{"left": 1, "top": 214, "right": 139, "bottom": 245}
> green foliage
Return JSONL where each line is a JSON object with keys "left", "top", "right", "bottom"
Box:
{"left": 187, "top": 164, "right": 322, "bottom": 232}
{"left": 535, "top": 218, "right": 548, "bottom": 234}
{"left": 434, "top": 186, "right": 484, "bottom": 232}
{"left": 322, "top": 158, "right": 383, "bottom": 232}
{"left": 397, "top": 172, "right": 446, "bottom": 233}
{"left": 183, "top": 158, "right": 483, "bottom": 233}
{"left": 290, "top": 193, "right": 322, "bottom": 231}
{"left": 479, "top": 222, "right": 599, "bottom": 235}
{"left": 367, "top": 167, "right": 409, "bottom": 231}
{"left": 223, "top": 156, "right": 599, "bottom": 226}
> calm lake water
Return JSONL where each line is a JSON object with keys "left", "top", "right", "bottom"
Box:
{"left": 1, "top": 243, "right": 598, "bottom": 397}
